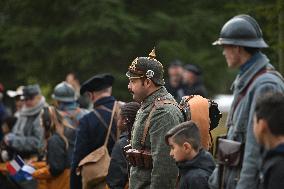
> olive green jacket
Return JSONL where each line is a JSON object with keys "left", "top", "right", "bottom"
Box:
{"left": 129, "top": 87, "right": 184, "bottom": 189}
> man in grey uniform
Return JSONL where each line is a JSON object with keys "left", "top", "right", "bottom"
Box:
{"left": 126, "top": 49, "right": 184, "bottom": 189}
{"left": 209, "top": 14, "right": 284, "bottom": 189}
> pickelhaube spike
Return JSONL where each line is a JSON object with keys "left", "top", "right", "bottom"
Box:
{"left": 148, "top": 47, "right": 156, "bottom": 59}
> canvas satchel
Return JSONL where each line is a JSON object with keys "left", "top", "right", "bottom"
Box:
{"left": 77, "top": 101, "right": 117, "bottom": 189}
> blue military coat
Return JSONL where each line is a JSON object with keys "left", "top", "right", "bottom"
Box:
{"left": 70, "top": 96, "right": 117, "bottom": 189}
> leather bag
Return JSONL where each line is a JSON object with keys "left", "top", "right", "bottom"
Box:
{"left": 217, "top": 138, "right": 244, "bottom": 167}
{"left": 77, "top": 102, "right": 117, "bottom": 189}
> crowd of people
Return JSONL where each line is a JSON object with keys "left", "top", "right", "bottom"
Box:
{"left": 0, "top": 14, "right": 284, "bottom": 189}
{"left": 165, "top": 59, "right": 207, "bottom": 102}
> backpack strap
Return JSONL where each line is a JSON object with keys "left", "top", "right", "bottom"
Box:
{"left": 141, "top": 98, "right": 177, "bottom": 148}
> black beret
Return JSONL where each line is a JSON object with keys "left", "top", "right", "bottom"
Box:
{"left": 169, "top": 59, "right": 183, "bottom": 67}
{"left": 184, "top": 64, "right": 202, "bottom": 75}
{"left": 22, "top": 84, "right": 41, "bottom": 99}
{"left": 80, "top": 73, "right": 114, "bottom": 95}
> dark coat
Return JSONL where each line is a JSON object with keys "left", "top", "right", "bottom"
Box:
{"left": 59, "top": 105, "right": 89, "bottom": 169}
{"left": 106, "top": 132, "right": 129, "bottom": 189}
{"left": 70, "top": 96, "right": 117, "bottom": 189}
{"left": 258, "top": 144, "right": 284, "bottom": 189}
{"left": 177, "top": 149, "right": 215, "bottom": 189}
{"left": 47, "top": 133, "right": 69, "bottom": 176}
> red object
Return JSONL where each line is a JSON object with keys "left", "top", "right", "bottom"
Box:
{"left": 0, "top": 83, "right": 4, "bottom": 93}
{"left": 6, "top": 155, "right": 25, "bottom": 175}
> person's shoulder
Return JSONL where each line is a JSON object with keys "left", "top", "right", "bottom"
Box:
{"left": 154, "top": 93, "right": 179, "bottom": 109}
{"left": 257, "top": 72, "right": 282, "bottom": 83}
{"left": 80, "top": 110, "right": 97, "bottom": 121}
{"left": 117, "top": 136, "right": 129, "bottom": 148}
{"left": 253, "top": 65, "right": 284, "bottom": 86}
{"left": 181, "top": 171, "right": 209, "bottom": 189}
{"left": 264, "top": 155, "right": 284, "bottom": 187}
{"left": 155, "top": 99, "right": 182, "bottom": 117}
{"left": 77, "top": 108, "right": 90, "bottom": 117}
{"left": 111, "top": 138, "right": 127, "bottom": 154}
{"left": 48, "top": 133, "right": 65, "bottom": 147}
{"left": 265, "top": 154, "right": 284, "bottom": 170}
{"left": 77, "top": 111, "right": 99, "bottom": 131}
{"left": 186, "top": 170, "right": 209, "bottom": 180}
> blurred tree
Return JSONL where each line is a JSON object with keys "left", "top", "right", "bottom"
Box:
{"left": 0, "top": 0, "right": 281, "bottom": 101}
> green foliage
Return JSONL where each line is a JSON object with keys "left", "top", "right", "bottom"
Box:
{"left": 0, "top": 0, "right": 281, "bottom": 101}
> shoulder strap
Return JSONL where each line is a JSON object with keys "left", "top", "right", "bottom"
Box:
{"left": 104, "top": 101, "right": 117, "bottom": 147}
{"left": 96, "top": 105, "right": 113, "bottom": 113}
{"left": 92, "top": 101, "right": 117, "bottom": 145}
{"left": 231, "top": 67, "right": 275, "bottom": 117}
{"left": 93, "top": 109, "right": 109, "bottom": 128}
{"left": 141, "top": 98, "right": 176, "bottom": 147}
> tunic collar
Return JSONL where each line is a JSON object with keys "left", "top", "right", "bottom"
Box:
{"left": 239, "top": 52, "right": 261, "bottom": 76}
{"left": 93, "top": 96, "right": 115, "bottom": 107}
{"left": 231, "top": 52, "right": 272, "bottom": 93}
{"left": 141, "top": 86, "right": 168, "bottom": 109}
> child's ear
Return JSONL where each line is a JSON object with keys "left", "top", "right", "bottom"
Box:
{"left": 259, "top": 119, "right": 269, "bottom": 134}
{"left": 183, "top": 142, "right": 192, "bottom": 152}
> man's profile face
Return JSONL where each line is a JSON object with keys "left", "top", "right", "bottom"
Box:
{"left": 128, "top": 78, "right": 148, "bottom": 103}
{"left": 222, "top": 45, "right": 241, "bottom": 68}
{"left": 183, "top": 70, "right": 196, "bottom": 85}
{"left": 168, "top": 66, "right": 183, "bottom": 79}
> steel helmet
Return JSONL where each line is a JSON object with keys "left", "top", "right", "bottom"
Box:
{"left": 52, "top": 81, "right": 77, "bottom": 102}
{"left": 213, "top": 14, "right": 268, "bottom": 48}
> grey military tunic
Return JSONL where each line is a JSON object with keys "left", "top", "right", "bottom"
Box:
{"left": 129, "top": 87, "right": 184, "bottom": 189}
{"left": 209, "top": 53, "right": 284, "bottom": 189}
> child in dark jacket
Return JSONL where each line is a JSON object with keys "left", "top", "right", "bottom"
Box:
{"left": 253, "top": 92, "right": 284, "bottom": 189}
{"left": 165, "top": 121, "right": 215, "bottom": 189}
{"left": 106, "top": 102, "right": 140, "bottom": 189}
